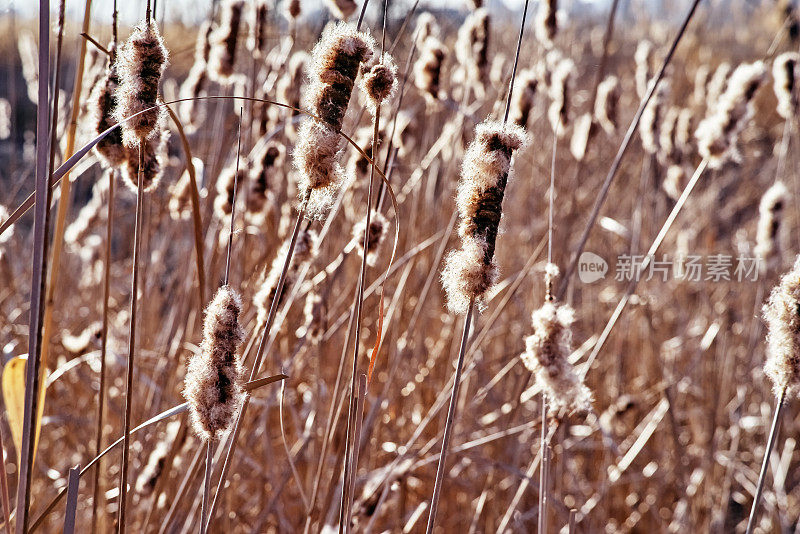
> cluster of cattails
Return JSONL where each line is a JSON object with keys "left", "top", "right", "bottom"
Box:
{"left": 114, "top": 21, "right": 169, "bottom": 149}
{"left": 535, "top": 0, "right": 558, "bottom": 49}
{"left": 773, "top": 52, "right": 799, "bottom": 120}
{"left": 695, "top": 61, "right": 767, "bottom": 167}
{"left": 293, "top": 23, "right": 375, "bottom": 218}
{"left": 547, "top": 56, "right": 574, "bottom": 135}
{"left": 455, "top": 9, "right": 490, "bottom": 92}
{"left": 184, "top": 286, "right": 245, "bottom": 440}
{"left": 594, "top": 75, "right": 619, "bottom": 135}
{"left": 520, "top": 266, "right": 592, "bottom": 413}
{"left": 763, "top": 256, "right": 800, "bottom": 398}
{"left": 254, "top": 229, "right": 318, "bottom": 327}
{"left": 179, "top": 21, "right": 214, "bottom": 132}
{"left": 349, "top": 210, "right": 389, "bottom": 267}
{"left": 247, "top": 141, "right": 284, "bottom": 225}
{"left": 441, "top": 120, "right": 527, "bottom": 314}
{"left": 509, "top": 69, "right": 538, "bottom": 128}
{"left": 324, "top": 0, "right": 358, "bottom": 20}
{"left": 754, "top": 181, "right": 788, "bottom": 270}
{"left": 209, "top": 0, "right": 245, "bottom": 84}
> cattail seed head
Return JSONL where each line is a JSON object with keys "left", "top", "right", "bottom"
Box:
{"left": 692, "top": 64, "right": 710, "bottom": 108}
{"left": 509, "top": 69, "right": 538, "bottom": 128}
{"left": 296, "top": 290, "right": 326, "bottom": 344}
{"left": 569, "top": 113, "right": 593, "bottom": 161}
{"left": 251, "top": 0, "right": 270, "bottom": 57}
{"left": 455, "top": 9, "right": 490, "bottom": 89}
{"left": 360, "top": 53, "right": 398, "bottom": 115}
{"left": 662, "top": 164, "right": 685, "bottom": 201}
{"left": 755, "top": 181, "right": 789, "bottom": 270}
{"left": 695, "top": 61, "right": 767, "bottom": 168}
{"left": 535, "top": 0, "right": 558, "bottom": 49}
{"left": 350, "top": 210, "right": 388, "bottom": 266}
{"left": 214, "top": 163, "right": 247, "bottom": 221}
{"left": 294, "top": 23, "right": 374, "bottom": 217}
{"left": 184, "top": 285, "right": 245, "bottom": 440}
{"left": 547, "top": 57, "right": 574, "bottom": 135}
{"left": 773, "top": 52, "right": 799, "bottom": 120}
{"left": 521, "top": 298, "right": 592, "bottom": 413}
{"left": 639, "top": 83, "right": 666, "bottom": 155}
{"left": 594, "top": 75, "right": 619, "bottom": 135}
{"left": 287, "top": 0, "right": 301, "bottom": 20}
{"left": 209, "top": 0, "right": 245, "bottom": 83}
{"left": 675, "top": 107, "right": 694, "bottom": 155}
{"left": 324, "top": 0, "right": 358, "bottom": 20}
{"left": 414, "top": 37, "right": 447, "bottom": 101}
{"left": 442, "top": 120, "right": 528, "bottom": 314}
{"left": 763, "top": 256, "right": 800, "bottom": 398}
{"left": 706, "top": 62, "right": 732, "bottom": 113}
{"left": 114, "top": 21, "right": 169, "bottom": 148}
{"left": 247, "top": 141, "right": 283, "bottom": 223}
{"left": 415, "top": 12, "right": 439, "bottom": 45}
{"left": 122, "top": 128, "right": 170, "bottom": 192}
{"left": 658, "top": 106, "right": 681, "bottom": 164}
{"left": 634, "top": 40, "right": 653, "bottom": 98}
{"left": 90, "top": 49, "right": 127, "bottom": 167}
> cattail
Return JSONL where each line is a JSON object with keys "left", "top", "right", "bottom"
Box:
{"left": 251, "top": 0, "right": 270, "bottom": 57}
{"left": 349, "top": 210, "right": 388, "bottom": 266}
{"left": 214, "top": 163, "right": 247, "bottom": 221}
{"left": 196, "top": 20, "right": 215, "bottom": 64}
{"left": 755, "top": 181, "right": 789, "bottom": 270}
{"left": 509, "top": 69, "right": 538, "bottom": 128}
{"left": 692, "top": 64, "right": 710, "bottom": 108}
{"left": 247, "top": 141, "right": 283, "bottom": 224}
{"left": 184, "top": 286, "right": 245, "bottom": 440}
{"left": 65, "top": 179, "right": 108, "bottom": 246}
{"left": 208, "top": 0, "right": 245, "bottom": 83}
{"left": 0, "top": 98, "right": 9, "bottom": 140}
{"left": 324, "top": 0, "right": 358, "bottom": 20}
{"left": 594, "top": 75, "right": 619, "bottom": 135}
{"left": 414, "top": 36, "right": 447, "bottom": 101}
{"left": 520, "top": 271, "right": 592, "bottom": 413}
{"left": 569, "top": 112, "right": 593, "bottom": 161}
{"left": 296, "top": 290, "right": 326, "bottom": 344}
{"left": 61, "top": 322, "right": 102, "bottom": 354}
{"left": 535, "top": 0, "right": 558, "bottom": 49}
{"left": 89, "top": 47, "right": 127, "bottom": 167}
{"left": 286, "top": 0, "right": 301, "bottom": 20}
{"left": 662, "top": 164, "right": 685, "bottom": 201}
{"left": 17, "top": 32, "right": 38, "bottom": 103}
{"left": 780, "top": 0, "right": 800, "bottom": 42}
{"left": 415, "top": 12, "right": 439, "bottom": 45}
{"left": 547, "top": 57, "right": 574, "bottom": 135}
{"left": 773, "top": 52, "right": 799, "bottom": 120}
{"left": 114, "top": 21, "right": 169, "bottom": 148}
{"left": 455, "top": 8, "right": 490, "bottom": 90}
{"left": 348, "top": 126, "right": 384, "bottom": 179}
{"left": 675, "top": 107, "right": 694, "bottom": 155}
{"left": 360, "top": 53, "right": 398, "bottom": 115}
{"left": 293, "top": 23, "right": 374, "bottom": 218}
{"left": 706, "top": 62, "right": 732, "bottom": 113}
{"left": 136, "top": 421, "right": 183, "bottom": 496}
{"left": 122, "top": 128, "right": 169, "bottom": 192}
{"left": 763, "top": 256, "right": 800, "bottom": 398}
{"left": 634, "top": 40, "right": 653, "bottom": 98}
{"left": 695, "top": 61, "right": 767, "bottom": 168}
{"left": 639, "top": 83, "right": 666, "bottom": 155}
{"left": 658, "top": 106, "right": 680, "bottom": 164}
{"left": 254, "top": 229, "right": 319, "bottom": 326}
{"left": 169, "top": 167, "right": 194, "bottom": 222}
{"left": 441, "top": 120, "right": 528, "bottom": 314}
{"left": 275, "top": 51, "right": 309, "bottom": 139}
{"left": 179, "top": 22, "right": 214, "bottom": 132}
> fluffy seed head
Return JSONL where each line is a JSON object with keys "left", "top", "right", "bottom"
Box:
{"left": 662, "top": 164, "right": 685, "bottom": 201}
{"left": 414, "top": 37, "right": 447, "bottom": 100}
{"left": 114, "top": 21, "right": 169, "bottom": 148}
{"left": 706, "top": 62, "right": 732, "bottom": 113}
{"left": 763, "top": 256, "right": 800, "bottom": 399}
{"left": 350, "top": 210, "right": 389, "bottom": 266}
{"left": 184, "top": 286, "right": 245, "bottom": 440}
{"left": 442, "top": 120, "right": 528, "bottom": 314}
{"left": 208, "top": 0, "right": 245, "bottom": 83}
{"left": 214, "top": 163, "right": 247, "bottom": 221}
{"left": 773, "top": 52, "right": 799, "bottom": 120}
{"left": 695, "top": 61, "right": 767, "bottom": 167}
{"left": 297, "top": 291, "right": 326, "bottom": 344}
{"left": 509, "top": 69, "right": 538, "bottom": 128}
{"left": 247, "top": 141, "right": 283, "bottom": 224}
{"left": 569, "top": 113, "right": 593, "bottom": 161}
{"left": 122, "top": 128, "right": 170, "bottom": 192}
{"left": 415, "top": 12, "right": 439, "bottom": 45}
{"left": 324, "top": 0, "right": 358, "bottom": 20}
{"left": 455, "top": 9, "right": 490, "bottom": 88}
{"left": 535, "top": 0, "right": 558, "bottom": 49}
{"left": 658, "top": 106, "right": 681, "bottom": 164}
{"left": 520, "top": 300, "right": 592, "bottom": 413}
{"left": 634, "top": 40, "right": 653, "bottom": 98}
{"left": 547, "top": 57, "right": 574, "bottom": 135}
{"left": 286, "top": 0, "right": 301, "bottom": 19}
{"left": 594, "top": 75, "right": 619, "bottom": 135}
{"left": 360, "top": 53, "right": 398, "bottom": 116}
{"left": 251, "top": 0, "right": 270, "bottom": 57}
{"left": 90, "top": 52, "right": 127, "bottom": 167}
{"left": 755, "top": 181, "right": 789, "bottom": 269}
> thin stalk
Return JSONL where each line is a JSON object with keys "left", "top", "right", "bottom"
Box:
{"left": 91, "top": 169, "right": 115, "bottom": 534}
{"left": 16, "top": 0, "right": 52, "bottom": 528}
{"left": 117, "top": 148, "right": 146, "bottom": 534}
{"left": 345, "top": 373, "right": 368, "bottom": 533}
{"left": 745, "top": 386, "right": 788, "bottom": 534}
{"left": 425, "top": 301, "right": 475, "bottom": 533}
{"left": 557, "top": 0, "right": 702, "bottom": 300}
{"left": 538, "top": 395, "right": 548, "bottom": 534}
{"left": 200, "top": 444, "right": 212, "bottom": 534}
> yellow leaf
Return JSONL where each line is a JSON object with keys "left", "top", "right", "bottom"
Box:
{"left": 2, "top": 355, "right": 46, "bottom": 466}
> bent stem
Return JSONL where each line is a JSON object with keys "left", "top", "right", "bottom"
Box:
{"left": 745, "top": 386, "right": 788, "bottom": 534}
{"left": 425, "top": 300, "right": 475, "bottom": 533}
